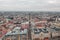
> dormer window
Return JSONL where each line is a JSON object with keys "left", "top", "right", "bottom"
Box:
{"left": 11, "top": 31, "right": 16, "bottom": 33}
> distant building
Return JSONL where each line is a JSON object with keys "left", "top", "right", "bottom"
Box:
{"left": 2, "top": 27, "right": 28, "bottom": 40}
{"left": 31, "top": 28, "right": 50, "bottom": 40}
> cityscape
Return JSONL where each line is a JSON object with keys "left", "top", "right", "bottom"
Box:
{"left": 0, "top": 11, "right": 60, "bottom": 40}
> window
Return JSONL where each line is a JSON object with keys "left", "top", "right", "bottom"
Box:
{"left": 42, "top": 28, "right": 48, "bottom": 33}
{"left": 34, "top": 29, "right": 41, "bottom": 34}
{"left": 11, "top": 31, "right": 16, "bottom": 33}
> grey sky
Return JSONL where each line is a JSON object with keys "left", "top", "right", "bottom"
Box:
{"left": 0, "top": 0, "right": 60, "bottom": 11}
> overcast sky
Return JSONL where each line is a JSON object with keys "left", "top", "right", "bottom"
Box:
{"left": 0, "top": 0, "right": 60, "bottom": 11}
